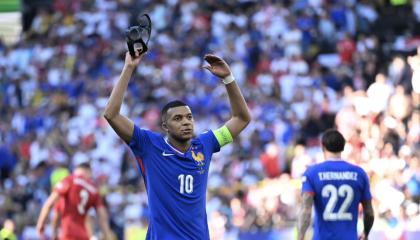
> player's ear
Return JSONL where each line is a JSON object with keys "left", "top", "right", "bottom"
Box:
{"left": 161, "top": 121, "right": 168, "bottom": 132}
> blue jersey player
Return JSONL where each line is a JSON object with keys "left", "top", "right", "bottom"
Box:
{"left": 297, "top": 129, "right": 374, "bottom": 240}
{"left": 104, "top": 50, "right": 251, "bottom": 239}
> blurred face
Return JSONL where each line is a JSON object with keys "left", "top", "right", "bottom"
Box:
{"left": 162, "top": 106, "right": 194, "bottom": 141}
{"left": 375, "top": 73, "right": 386, "bottom": 83}
{"left": 74, "top": 167, "right": 92, "bottom": 179}
{"left": 85, "top": 169, "right": 92, "bottom": 179}
{"left": 4, "top": 219, "right": 14, "bottom": 232}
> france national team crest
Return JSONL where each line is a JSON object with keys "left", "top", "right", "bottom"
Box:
{"left": 192, "top": 151, "right": 204, "bottom": 163}
{"left": 191, "top": 149, "right": 205, "bottom": 174}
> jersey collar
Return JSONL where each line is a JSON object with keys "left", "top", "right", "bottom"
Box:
{"left": 164, "top": 138, "right": 191, "bottom": 155}
{"left": 325, "top": 158, "right": 345, "bottom": 162}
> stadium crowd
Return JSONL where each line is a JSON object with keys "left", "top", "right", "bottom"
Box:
{"left": 0, "top": 0, "right": 419, "bottom": 239}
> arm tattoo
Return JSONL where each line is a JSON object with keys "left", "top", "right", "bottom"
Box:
{"left": 297, "top": 193, "right": 314, "bottom": 240}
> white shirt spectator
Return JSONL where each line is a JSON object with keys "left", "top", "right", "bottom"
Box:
{"left": 367, "top": 74, "right": 393, "bottom": 113}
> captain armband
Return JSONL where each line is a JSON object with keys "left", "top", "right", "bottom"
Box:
{"left": 213, "top": 125, "right": 233, "bottom": 147}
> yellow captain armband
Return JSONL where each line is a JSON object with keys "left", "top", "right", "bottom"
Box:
{"left": 213, "top": 125, "right": 233, "bottom": 147}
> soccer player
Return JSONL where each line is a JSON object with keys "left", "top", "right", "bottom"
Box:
{"left": 52, "top": 198, "right": 96, "bottom": 240}
{"left": 36, "top": 163, "right": 113, "bottom": 240}
{"left": 103, "top": 51, "right": 251, "bottom": 239}
{"left": 297, "top": 129, "right": 374, "bottom": 240}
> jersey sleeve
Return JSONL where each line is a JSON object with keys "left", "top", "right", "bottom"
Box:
{"left": 301, "top": 169, "right": 315, "bottom": 195}
{"left": 128, "top": 124, "right": 150, "bottom": 158}
{"left": 54, "top": 176, "right": 72, "bottom": 197}
{"left": 54, "top": 198, "right": 64, "bottom": 213}
{"left": 199, "top": 130, "right": 221, "bottom": 153}
{"left": 360, "top": 169, "right": 372, "bottom": 201}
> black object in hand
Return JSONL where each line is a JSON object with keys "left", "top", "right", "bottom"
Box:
{"left": 126, "top": 14, "right": 152, "bottom": 57}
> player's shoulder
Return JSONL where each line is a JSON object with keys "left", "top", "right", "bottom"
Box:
{"left": 194, "top": 130, "right": 216, "bottom": 142}
{"left": 135, "top": 125, "right": 164, "bottom": 142}
{"left": 340, "top": 161, "right": 367, "bottom": 174}
{"left": 61, "top": 174, "right": 74, "bottom": 184}
{"left": 79, "top": 175, "right": 96, "bottom": 185}
{"left": 55, "top": 175, "right": 74, "bottom": 191}
{"left": 353, "top": 165, "right": 369, "bottom": 179}
{"left": 64, "top": 174, "right": 74, "bottom": 181}
{"left": 200, "top": 129, "right": 214, "bottom": 136}
{"left": 146, "top": 129, "right": 164, "bottom": 140}
{"left": 134, "top": 125, "right": 156, "bottom": 136}
{"left": 331, "top": 161, "right": 370, "bottom": 179}
{"left": 303, "top": 163, "right": 320, "bottom": 177}
{"left": 74, "top": 175, "right": 100, "bottom": 193}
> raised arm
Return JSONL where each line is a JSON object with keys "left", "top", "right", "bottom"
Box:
{"left": 37, "top": 191, "right": 60, "bottom": 239}
{"left": 103, "top": 52, "right": 143, "bottom": 143}
{"left": 360, "top": 200, "right": 374, "bottom": 240}
{"left": 203, "top": 54, "right": 251, "bottom": 138}
{"left": 297, "top": 192, "right": 314, "bottom": 240}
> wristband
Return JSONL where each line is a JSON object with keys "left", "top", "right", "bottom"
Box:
{"left": 223, "top": 74, "right": 235, "bottom": 85}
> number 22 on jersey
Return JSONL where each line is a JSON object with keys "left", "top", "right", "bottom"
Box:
{"left": 322, "top": 184, "right": 354, "bottom": 221}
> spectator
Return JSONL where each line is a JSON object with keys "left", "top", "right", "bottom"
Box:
{"left": 0, "top": 219, "right": 17, "bottom": 240}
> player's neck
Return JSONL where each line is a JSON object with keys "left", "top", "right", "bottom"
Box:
{"left": 167, "top": 136, "right": 191, "bottom": 153}
{"left": 324, "top": 151, "right": 342, "bottom": 161}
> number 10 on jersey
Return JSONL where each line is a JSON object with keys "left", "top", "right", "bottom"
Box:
{"left": 178, "top": 174, "right": 194, "bottom": 194}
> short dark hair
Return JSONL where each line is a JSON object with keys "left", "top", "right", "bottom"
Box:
{"left": 76, "top": 162, "right": 91, "bottom": 170}
{"left": 321, "top": 129, "right": 345, "bottom": 153}
{"left": 161, "top": 100, "right": 188, "bottom": 121}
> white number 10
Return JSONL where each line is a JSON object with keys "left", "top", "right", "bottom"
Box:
{"left": 178, "top": 174, "right": 194, "bottom": 194}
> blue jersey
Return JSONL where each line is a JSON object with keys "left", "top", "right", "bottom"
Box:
{"left": 302, "top": 160, "right": 372, "bottom": 240}
{"left": 128, "top": 125, "right": 220, "bottom": 240}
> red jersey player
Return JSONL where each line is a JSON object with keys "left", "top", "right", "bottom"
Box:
{"left": 36, "top": 163, "right": 113, "bottom": 240}
{"left": 52, "top": 198, "right": 96, "bottom": 240}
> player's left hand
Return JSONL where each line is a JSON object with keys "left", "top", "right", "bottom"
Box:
{"left": 203, "top": 54, "right": 231, "bottom": 79}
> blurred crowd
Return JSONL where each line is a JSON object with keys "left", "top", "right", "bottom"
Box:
{"left": 0, "top": 0, "right": 419, "bottom": 239}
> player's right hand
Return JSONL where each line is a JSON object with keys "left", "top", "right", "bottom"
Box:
{"left": 124, "top": 50, "right": 143, "bottom": 68}
{"left": 203, "top": 54, "right": 231, "bottom": 79}
{"left": 51, "top": 231, "right": 59, "bottom": 240}
{"left": 358, "top": 233, "right": 367, "bottom": 240}
{"left": 36, "top": 224, "right": 46, "bottom": 240}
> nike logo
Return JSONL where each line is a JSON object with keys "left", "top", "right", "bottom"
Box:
{"left": 162, "top": 151, "right": 175, "bottom": 156}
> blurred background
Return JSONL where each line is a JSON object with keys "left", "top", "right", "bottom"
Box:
{"left": 0, "top": 0, "right": 419, "bottom": 239}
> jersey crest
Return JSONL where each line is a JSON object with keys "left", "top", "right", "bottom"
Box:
{"left": 192, "top": 151, "right": 204, "bottom": 165}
